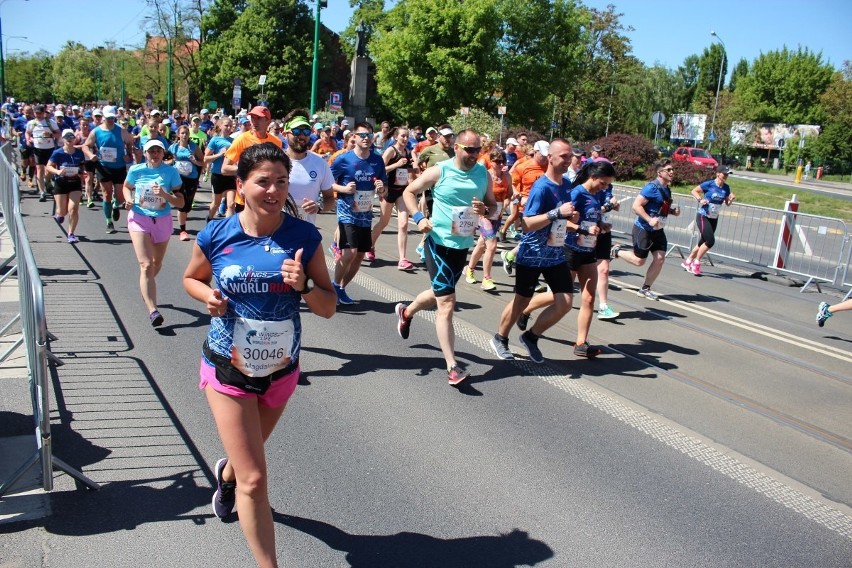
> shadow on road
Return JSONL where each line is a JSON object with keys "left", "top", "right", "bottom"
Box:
{"left": 277, "top": 512, "right": 554, "bottom": 568}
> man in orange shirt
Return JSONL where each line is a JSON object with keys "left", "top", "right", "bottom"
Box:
{"left": 220, "top": 106, "right": 282, "bottom": 215}
{"left": 500, "top": 140, "right": 548, "bottom": 248}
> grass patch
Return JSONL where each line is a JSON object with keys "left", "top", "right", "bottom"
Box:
{"left": 618, "top": 178, "right": 852, "bottom": 222}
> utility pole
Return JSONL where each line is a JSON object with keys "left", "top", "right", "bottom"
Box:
{"left": 310, "top": 0, "right": 327, "bottom": 114}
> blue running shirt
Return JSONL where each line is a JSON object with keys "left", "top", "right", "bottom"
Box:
{"left": 197, "top": 214, "right": 321, "bottom": 374}
{"left": 565, "top": 185, "right": 602, "bottom": 252}
{"left": 517, "top": 175, "right": 572, "bottom": 267}
{"left": 696, "top": 179, "right": 731, "bottom": 219}
{"left": 330, "top": 150, "right": 388, "bottom": 228}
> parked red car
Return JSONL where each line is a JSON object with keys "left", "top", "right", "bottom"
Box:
{"left": 672, "top": 147, "right": 718, "bottom": 169}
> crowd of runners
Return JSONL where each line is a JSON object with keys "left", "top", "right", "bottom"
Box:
{"left": 2, "top": 97, "right": 846, "bottom": 568}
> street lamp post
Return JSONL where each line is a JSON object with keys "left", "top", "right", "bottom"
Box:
{"left": 120, "top": 47, "right": 126, "bottom": 109}
{"left": 709, "top": 30, "right": 726, "bottom": 153}
{"left": 310, "top": 0, "right": 327, "bottom": 115}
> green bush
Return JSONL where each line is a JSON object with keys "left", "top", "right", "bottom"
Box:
{"left": 589, "top": 133, "right": 658, "bottom": 181}
{"left": 671, "top": 160, "right": 713, "bottom": 187}
{"left": 447, "top": 107, "right": 504, "bottom": 141}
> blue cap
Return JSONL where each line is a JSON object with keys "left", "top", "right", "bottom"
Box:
{"left": 83, "top": 110, "right": 92, "bottom": 118}
{"left": 239, "top": 116, "right": 250, "bottom": 125}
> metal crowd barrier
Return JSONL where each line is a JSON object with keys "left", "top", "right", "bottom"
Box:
{"left": 0, "top": 143, "right": 99, "bottom": 497}
{"left": 608, "top": 183, "right": 851, "bottom": 294}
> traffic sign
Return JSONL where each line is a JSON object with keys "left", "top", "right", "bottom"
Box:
{"left": 329, "top": 91, "right": 343, "bottom": 111}
{"left": 708, "top": 131, "right": 717, "bottom": 142}
{"left": 460, "top": 107, "right": 470, "bottom": 116}
{"left": 651, "top": 111, "right": 665, "bottom": 126}
{"left": 232, "top": 97, "right": 241, "bottom": 109}
{"left": 498, "top": 106, "right": 506, "bottom": 115}
{"left": 259, "top": 75, "right": 267, "bottom": 86}
{"left": 234, "top": 78, "right": 242, "bottom": 86}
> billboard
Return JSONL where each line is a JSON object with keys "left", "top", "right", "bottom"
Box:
{"left": 670, "top": 113, "right": 706, "bottom": 143}
{"left": 729, "top": 122, "right": 821, "bottom": 150}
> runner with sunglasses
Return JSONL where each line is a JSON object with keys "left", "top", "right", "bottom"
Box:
{"left": 395, "top": 129, "right": 497, "bottom": 386}
{"left": 610, "top": 158, "right": 682, "bottom": 300}
{"left": 281, "top": 109, "right": 334, "bottom": 226}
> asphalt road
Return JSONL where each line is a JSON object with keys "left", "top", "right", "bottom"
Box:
{"left": 1, "top": 185, "right": 850, "bottom": 567}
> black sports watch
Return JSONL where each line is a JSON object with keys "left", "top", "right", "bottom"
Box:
{"left": 295, "top": 278, "right": 313, "bottom": 295}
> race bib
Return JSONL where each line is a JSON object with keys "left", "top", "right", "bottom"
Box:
{"left": 99, "top": 146, "right": 117, "bottom": 162}
{"left": 230, "top": 317, "right": 294, "bottom": 377}
{"left": 137, "top": 182, "right": 166, "bottom": 210}
{"left": 63, "top": 166, "right": 79, "bottom": 177}
{"left": 353, "top": 189, "right": 374, "bottom": 212}
{"left": 451, "top": 206, "right": 478, "bottom": 237}
{"left": 176, "top": 160, "right": 193, "bottom": 176}
{"left": 707, "top": 203, "right": 720, "bottom": 219}
{"left": 546, "top": 219, "right": 567, "bottom": 247}
{"left": 395, "top": 167, "right": 409, "bottom": 185}
{"left": 577, "top": 220, "right": 598, "bottom": 248}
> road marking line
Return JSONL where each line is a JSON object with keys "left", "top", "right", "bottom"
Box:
{"left": 610, "top": 277, "right": 852, "bottom": 364}
{"left": 344, "top": 261, "right": 852, "bottom": 540}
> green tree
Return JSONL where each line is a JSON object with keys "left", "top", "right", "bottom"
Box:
{"left": 810, "top": 62, "right": 852, "bottom": 171}
{"left": 690, "top": 43, "right": 726, "bottom": 111}
{"left": 6, "top": 51, "right": 54, "bottom": 102}
{"left": 728, "top": 58, "right": 748, "bottom": 92}
{"left": 53, "top": 43, "right": 90, "bottom": 103}
{"left": 732, "top": 47, "right": 834, "bottom": 123}
{"left": 198, "top": 0, "right": 321, "bottom": 114}
{"left": 370, "top": 0, "right": 502, "bottom": 125}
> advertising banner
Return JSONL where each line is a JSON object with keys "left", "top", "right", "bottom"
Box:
{"left": 670, "top": 113, "right": 707, "bottom": 143}
{"left": 729, "top": 122, "right": 821, "bottom": 150}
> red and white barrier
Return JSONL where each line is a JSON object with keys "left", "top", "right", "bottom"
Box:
{"left": 773, "top": 194, "right": 798, "bottom": 269}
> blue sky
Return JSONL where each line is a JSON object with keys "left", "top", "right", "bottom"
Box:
{"left": 2, "top": 0, "right": 849, "bottom": 79}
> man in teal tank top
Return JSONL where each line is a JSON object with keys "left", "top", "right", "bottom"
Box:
{"left": 83, "top": 106, "right": 136, "bottom": 233}
{"left": 396, "top": 129, "right": 498, "bottom": 386}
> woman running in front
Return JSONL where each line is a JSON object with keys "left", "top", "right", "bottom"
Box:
{"left": 183, "top": 143, "right": 335, "bottom": 568}
{"left": 682, "top": 165, "right": 736, "bottom": 275}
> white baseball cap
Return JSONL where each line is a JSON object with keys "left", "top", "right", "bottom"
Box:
{"left": 533, "top": 140, "right": 550, "bottom": 156}
{"left": 505, "top": 137, "right": 519, "bottom": 146}
{"left": 143, "top": 139, "right": 165, "bottom": 152}
{"left": 102, "top": 106, "right": 117, "bottom": 118}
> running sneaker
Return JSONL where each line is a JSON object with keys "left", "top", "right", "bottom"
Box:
{"left": 111, "top": 202, "right": 120, "bottom": 221}
{"left": 573, "top": 341, "right": 602, "bottom": 358}
{"left": 334, "top": 283, "right": 355, "bottom": 305}
{"left": 481, "top": 277, "right": 496, "bottom": 291}
{"left": 53, "top": 215, "right": 65, "bottom": 224}
{"left": 179, "top": 230, "right": 190, "bottom": 241}
{"left": 149, "top": 310, "right": 164, "bottom": 327}
{"left": 327, "top": 242, "right": 342, "bottom": 261}
{"left": 517, "top": 312, "right": 530, "bottom": 331}
{"left": 681, "top": 260, "right": 694, "bottom": 272}
{"left": 86, "top": 199, "right": 95, "bottom": 209}
{"left": 816, "top": 301, "right": 833, "bottom": 327}
{"left": 106, "top": 222, "right": 116, "bottom": 234}
{"left": 395, "top": 303, "right": 412, "bottom": 339}
{"left": 519, "top": 331, "right": 544, "bottom": 363}
{"left": 464, "top": 266, "right": 477, "bottom": 284}
{"left": 27, "top": 179, "right": 34, "bottom": 188}
{"left": 447, "top": 364, "right": 471, "bottom": 387}
{"left": 501, "top": 250, "right": 515, "bottom": 276}
{"left": 416, "top": 244, "right": 425, "bottom": 261}
{"left": 534, "top": 282, "right": 548, "bottom": 293}
{"left": 67, "top": 233, "right": 79, "bottom": 244}
{"left": 691, "top": 262, "right": 702, "bottom": 276}
{"left": 490, "top": 335, "right": 514, "bottom": 360}
{"left": 365, "top": 248, "right": 376, "bottom": 262}
{"left": 398, "top": 259, "right": 414, "bottom": 270}
{"left": 39, "top": 193, "right": 47, "bottom": 202}
{"left": 211, "top": 457, "right": 236, "bottom": 519}
{"left": 610, "top": 243, "right": 621, "bottom": 260}
{"left": 636, "top": 287, "right": 659, "bottom": 300}
{"left": 597, "top": 305, "right": 620, "bottom": 320}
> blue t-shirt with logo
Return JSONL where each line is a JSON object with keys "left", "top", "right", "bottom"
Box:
{"left": 47, "top": 147, "right": 85, "bottom": 182}
{"left": 517, "top": 175, "right": 572, "bottom": 267}
{"left": 330, "top": 150, "right": 388, "bottom": 228}
{"left": 168, "top": 141, "right": 200, "bottom": 179}
{"left": 697, "top": 179, "right": 731, "bottom": 218}
{"left": 565, "top": 185, "right": 602, "bottom": 252}
{"left": 634, "top": 180, "right": 672, "bottom": 232}
{"left": 197, "top": 213, "right": 322, "bottom": 366}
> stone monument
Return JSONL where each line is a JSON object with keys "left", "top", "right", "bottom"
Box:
{"left": 348, "top": 20, "right": 369, "bottom": 123}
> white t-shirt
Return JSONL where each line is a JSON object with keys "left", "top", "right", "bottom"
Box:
{"left": 27, "top": 118, "right": 59, "bottom": 149}
{"left": 288, "top": 152, "right": 334, "bottom": 225}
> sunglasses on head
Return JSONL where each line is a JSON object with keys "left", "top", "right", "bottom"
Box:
{"left": 290, "top": 127, "right": 311, "bottom": 136}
